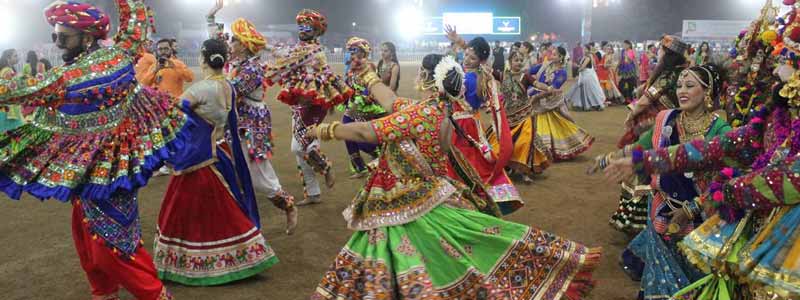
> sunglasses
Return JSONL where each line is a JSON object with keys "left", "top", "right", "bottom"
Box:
{"left": 298, "top": 25, "right": 313, "bottom": 33}
{"left": 51, "top": 32, "right": 81, "bottom": 44}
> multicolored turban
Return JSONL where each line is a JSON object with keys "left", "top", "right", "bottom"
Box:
{"left": 296, "top": 9, "right": 327, "bottom": 38}
{"left": 346, "top": 37, "right": 370, "bottom": 54}
{"left": 231, "top": 18, "right": 267, "bottom": 54}
{"left": 44, "top": 1, "right": 111, "bottom": 39}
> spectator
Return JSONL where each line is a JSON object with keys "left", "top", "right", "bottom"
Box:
{"left": 138, "top": 38, "right": 194, "bottom": 98}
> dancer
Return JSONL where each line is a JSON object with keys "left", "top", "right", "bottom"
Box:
{"left": 309, "top": 55, "right": 600, "bottom": 300}
{"left": 340, "top": 37, "right": 385, "bottom": 178}
{"left": 489, "top": 50, "right": 552, "bottom": 184}
{"left": 639, "top": 44, "right": 656, "bottom": 85}
{"left": 568, "top": 44, "right": 606, "bottom": 111}
{"left": 444, "top": 26, "right": 522, "bottom": 215}
{"left": 266, "top": 8, "right": 352, "bottom": 205}
{"left": 609, "top": 36, "right": 689, "bottom": 235}
{"left": 529, "top": 47, "right": 594, "bottom": 160}
{"left": 0, "top": 49, "right": 23, "bottom": 132}
{"left": 621, "top": 35, "right": 689, "bottom": 148}
{"left": 206, "top": 0, "right": 298, "bottom": 234}
{"left": 153, "top": 39, "right": 278, "bottom": 286}
{"left": 603, "top": 3, "right": 800, "bottom": 298}
{"left": 377, "top": 41, "right": 400, "bottom": 92}
{"left": 602, "top": 44, "right": 624, "bottom": 105}
{"left": 593, "top": 64, "right": 730, "bottom": 300}
{"left": 0, "top": 1, "right": 179, "bottom": 298}
{"left": 618, "top": 40, "right": 639, "bottom": 104}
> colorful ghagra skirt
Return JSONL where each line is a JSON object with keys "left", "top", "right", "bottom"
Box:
{"left": 535, "top": 110, "right": 594, "bottom": 161}
{"left": 153, "top": 162, "right": 278, "bottom": 286}
{"left": 610, "top": 182, "right": 650, "bottom": 234}
{"left": 488, "top": 116, "right": 551, "bottom": 176}
{"left": 681, "top": 206, "right": 800, "bottom": 298}
{"left": 313, "top": 205, "right": 600, "bottom": 299}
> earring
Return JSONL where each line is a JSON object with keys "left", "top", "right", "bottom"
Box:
{"left": 704, "top": 93, "right": 713, "bottom": 110}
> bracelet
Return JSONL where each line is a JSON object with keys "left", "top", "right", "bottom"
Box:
{"left": 360, "top": 71, "right": 382, "bottom": 90}
{"left": 317, "top": 123, "right": 331, "bottom": 141}
{"left": 328, "top": 121, "right": 341, "bottom": 141}
{"left": 645, "top": 86, "right": 660, "bottom": 100}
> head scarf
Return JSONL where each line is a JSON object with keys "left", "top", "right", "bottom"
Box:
{"left": 45, "top": 1, "right": 111, "bottom": 39}
{"left": 296, "top": 9, "right": 327, "bottom": 38}
{"left": 231, "top": 18, "right": 267, "bottom": 54}
{"left": 346, "top": 37, "right": 370, "bottom": 54}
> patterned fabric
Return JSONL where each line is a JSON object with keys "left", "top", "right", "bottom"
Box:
{"left": 45, "top": 1, "right": 112, "bottom": 39}
{"left": 267, "top": 43, "right": 352, "bottom": 109}
{"left": 0, "top": 0, "right": 184, "bottom": 258}
{"left": 80, "top": 193, "right": 142, "bottom": 257}
{"left": 618, "top": 68, "right": 681, "bottom": 148}
{"left": 229, "top": 57, "right": 272, "bottom": 161}
{"left": 313, "top": 206, "right": 600, "bottom": 300}
{"left": 610, "top": 182, "right": 650, "bottom": 233}
{"left": 231, "top": 18, "right": 266, "bottom": 54}
{"left": 343, "top": 98, "right": 459, "bottom": 230}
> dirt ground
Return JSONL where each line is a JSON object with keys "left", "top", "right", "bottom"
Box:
{"left": 0, "top": 64, "right": 639, "bottom": 299}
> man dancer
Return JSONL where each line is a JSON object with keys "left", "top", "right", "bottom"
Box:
{"left": 266, "top": 9, "right": 352, "bottom": 205}
{"left": 0, "top": 1, "right": 176, "bottom": 299}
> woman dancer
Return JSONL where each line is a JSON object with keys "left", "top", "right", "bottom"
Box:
{"left": 530, "top": 47, "right": 594, "bottom": 160}
{"left": 309, "top": 55, "right": 600, "bottom": 300}
{"left": 593, "top": 64, "right": 730, "bottom": 299}
{"left": 153, "top": 39, "right": 278, "bottom": 286}
{"left": 207, "top": 0, "right": 297, "bottom": 233}
{"left": 618, "top": 40, "right": 639, "bottom": 104}
{"left": 489, "top": 50, "right": 552, "bottom": 184}
{"left": 568, "top": 44, "right": 606, "bottom": 111}
{"left": 444, "top": 26, "right": 522, "bottom": 215}
{"left": 603, "top": 44, "right": 624, "bottom": 105}
{"left": 377, "top": 41, "right": 400, "bottom": 92}
{"left": 639, "top": 44, "right": 656, "bottom": 85}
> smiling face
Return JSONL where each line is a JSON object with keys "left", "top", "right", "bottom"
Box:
{"left": 464, "top": 48, "right": 481, "bottom": 69}
{"left": 676, "top": 70, "right": 707, "bottom": 112}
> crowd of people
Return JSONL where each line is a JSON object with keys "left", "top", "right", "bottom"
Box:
{"left": 0, "top": 0, "right": 799, "bottom": 300}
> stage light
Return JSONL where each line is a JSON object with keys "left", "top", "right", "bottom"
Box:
{"left": 396, "top": 6, "right": 423, "bottom": 39}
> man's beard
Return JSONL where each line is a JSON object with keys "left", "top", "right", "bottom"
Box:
{"left": 299, "top": 32, "right": 315, "bottom": 42}
{"left": 61, "top": 44, "right": 87, "bottom": 64}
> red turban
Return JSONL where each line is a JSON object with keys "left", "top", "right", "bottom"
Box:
{"left": 296, "top": 9, "right": 327, "bottom": 38}
{"left": 45, "top": 1, "right": 111, "bottom": 39}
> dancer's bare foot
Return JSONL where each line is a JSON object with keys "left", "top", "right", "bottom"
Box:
{"left": 285, "top": 206, "right": 298, "bottom": 235}
{"left": 325, "top": 171, "right": 336, "bottom": 188}
{"left": 296, "top": 195, "right": 322, "bottom": 206}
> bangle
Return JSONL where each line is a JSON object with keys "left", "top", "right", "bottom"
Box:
{"left": 328, "top": 121, "right": 341, "bottom": 141}
{"left": 317, "top": 123, "right": 330, "bottom": 141}
{"left": 360, "top": 71, "right": 381, "bottom": 90}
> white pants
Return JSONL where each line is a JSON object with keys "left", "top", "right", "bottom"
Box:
{"left": 240, "top": 142, "right": 283, "bottom": 198}
{"left": 291, "top": 134, "right": 321, "bottom": 197}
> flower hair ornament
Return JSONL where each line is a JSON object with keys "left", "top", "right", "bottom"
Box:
{"left": 434, "top": 56, "right": 465, "bottom": 98}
